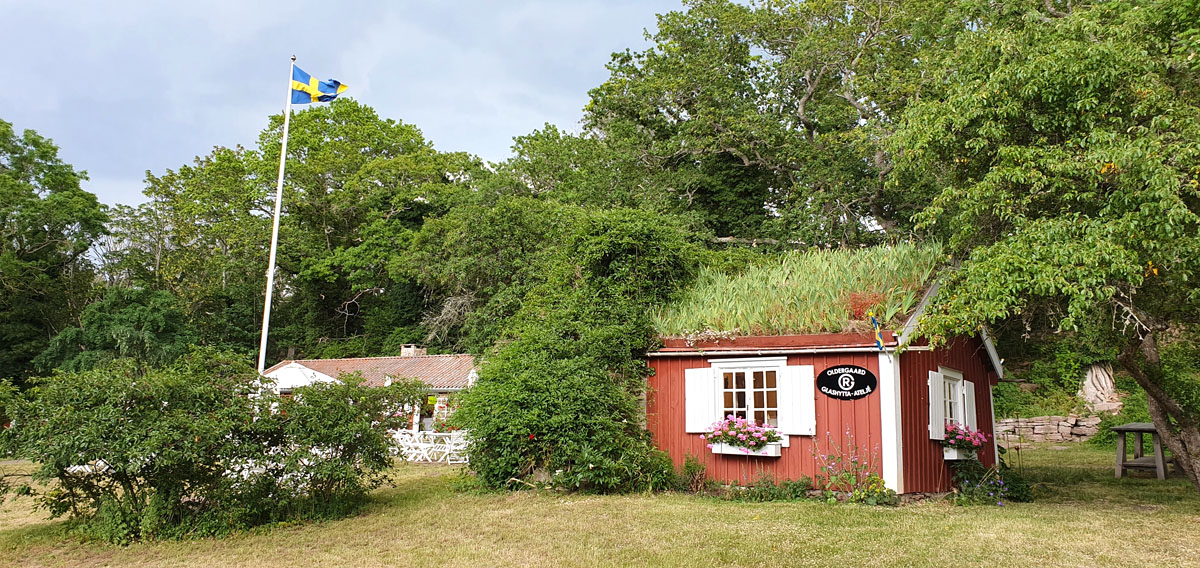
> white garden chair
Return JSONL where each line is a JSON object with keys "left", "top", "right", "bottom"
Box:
{"left": 425, "top": 432, "right": 454, "bottom": 463}
{"left": 393, "top": 430, "right": 427, "bottom": 462}
{"left": 445, "top": 431, "right": 470, "bottom": 464}
{"left": 411, "top": 433, "right": 438, "bottom": 462}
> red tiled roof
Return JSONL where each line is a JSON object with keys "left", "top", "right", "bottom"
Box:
{"left": 263, "top": 354, "right": 476, "bottom": 390}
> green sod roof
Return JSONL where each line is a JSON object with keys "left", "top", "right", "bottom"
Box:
{"left": 653, "top": 243, "right": 942, "bottom": 337}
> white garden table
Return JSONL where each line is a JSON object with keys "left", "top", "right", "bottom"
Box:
{"left": 393, "top": 430, "right": 468, "bottom": 464}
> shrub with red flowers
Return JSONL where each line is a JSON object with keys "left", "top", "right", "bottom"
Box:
{"left": 432, "top": 418, "right": 459, "bottom": 433}
{"left": 701, "top": 415, "right": 781, "bottom": 451}
{"left": 942, "top": 421, "right": 988, "bottom": 451}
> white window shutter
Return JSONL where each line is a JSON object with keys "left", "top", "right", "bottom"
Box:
{"left": 684, "top": 366, "right": 716, "bottom": 433}
{"left": 964, "top": 380, "right": 978, "bottom": 429}
{"left": 798, "top": 365, "right": 816, "bottom": 435}
{"left": 928, "top": 370, "right": 945, "bottom": 440}
{"left": 777, "top": 365, "right": 815, "bottom": 436}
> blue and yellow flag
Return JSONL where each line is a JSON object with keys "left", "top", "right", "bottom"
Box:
{"left": 869, "top": 312, "right": 884, "bottom": 351}
{"left": 291, "top": 65, "right": 347, "bottom": 104}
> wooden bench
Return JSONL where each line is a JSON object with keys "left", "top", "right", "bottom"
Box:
{"left": 1112, "top": 422, "right": 1168, "bottom": 480}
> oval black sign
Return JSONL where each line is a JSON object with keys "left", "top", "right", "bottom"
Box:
{"left": 817, "top": 365, "right": 878, "bottom": 400}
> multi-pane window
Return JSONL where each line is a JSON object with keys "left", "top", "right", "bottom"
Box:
{"left": 721, "top": 369, "right": 779, "bottom": 427}
{"left": 944, "top": 373, "right": 963, "bottom": 425}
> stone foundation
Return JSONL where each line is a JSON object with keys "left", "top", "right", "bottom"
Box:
{"left": 995, "top": 414, "right": 1102, "bottom": 443}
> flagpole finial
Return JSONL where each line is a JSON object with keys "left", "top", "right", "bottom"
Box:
{"left": 291, "top": 55, "right": 296, "bottom": 62}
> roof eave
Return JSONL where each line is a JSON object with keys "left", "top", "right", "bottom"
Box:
{"left": 897, "top": 281, "right": 1004, "bottom": 379}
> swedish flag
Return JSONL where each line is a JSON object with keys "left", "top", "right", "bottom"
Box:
{"left": 291, "top": 65, "right": 347, "bottom": 104}
{"left": 869, "top": 312, "right": 884, "bottom": 351}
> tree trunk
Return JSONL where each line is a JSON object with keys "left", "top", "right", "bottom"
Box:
{"left": 1118, "top": 332, "right": 1200, "bottom": 492}
{"left": 1147, "top": 394, "right": 1200, "bottom": 489}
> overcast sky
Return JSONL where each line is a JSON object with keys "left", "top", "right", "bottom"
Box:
{"left": 2, "top": 0, "right": 680, "bottom": 206}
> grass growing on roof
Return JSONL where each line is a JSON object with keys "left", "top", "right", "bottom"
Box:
{"left": 653, "top": 243, "right": 942, "bottom": 337}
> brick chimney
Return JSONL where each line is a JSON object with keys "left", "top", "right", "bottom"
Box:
{"left": 400, "top": 344, "right": 427, "bottom": 357}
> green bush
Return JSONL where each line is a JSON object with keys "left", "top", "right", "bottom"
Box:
{"left": 1090, "top": 377, "right": 1152, "bottom": 447}
{"left": 741, "top": 473, "right": 785, "bottom": 502}
{"left": 948, "top": 458, "right": 1033, "bottom": 506}
{"left": 847, "top": 474, "right": 899, "bottom": 506}
{"left": 272, "top": 375, "right": 424, "bottom": 506}
{"left": 5, "top": 354, "right": 260, "bottom": 542}
{"left": 709, "top": 473, "right": 814, "bottom": 502}
{"left": 455, "top": 208, "right": 702, "bottom": 492}
{"left": 809, "top": 434, "right": 898, "bottom": 505}
{"left": 1, "top": 349, "right": 424, "bottom": 543}
{"left": 992, "top": 335, "right": 1115, "bottom": 419}
{"left": 779, "top": 477, "right": 814, "bottom": 499}
{"left": 991, "top": 381, "right": 1081, "bottom": 420}
{"left": 677, "top": 454, "right": 707, "bottom": 493}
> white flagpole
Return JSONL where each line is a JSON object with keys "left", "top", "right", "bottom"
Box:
{"left": 257, "top": 55, "right": 297, "bottom": 375}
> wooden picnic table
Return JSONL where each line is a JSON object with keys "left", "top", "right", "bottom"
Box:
{"left": 1112, "top": 422, "right": 1168, "bottom": 480}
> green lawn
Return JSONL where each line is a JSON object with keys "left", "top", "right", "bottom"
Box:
{"left": 1, "top": 445, "right": 1198, "bottom": 568}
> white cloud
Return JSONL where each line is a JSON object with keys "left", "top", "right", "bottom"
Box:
{"left": 83, "top": 175, "right": 147, "bottom": 208}
{"left": 1, "top": 0, "right": 682, "bottom": 204}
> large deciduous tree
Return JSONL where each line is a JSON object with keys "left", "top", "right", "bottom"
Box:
{"left": 0, "top": 119, "right": 107, "bottom": 386}
{"left": 895, "top": 0, "right": 1200, "bottom": 490}
{"left": 583, "top": 0, "right": 963, "bottom": 245}
{"left": 34, "top": 286, "right": 197, "bottom": 372}
{"left": 254, "top": 99, "right": 486, "bottom": 357}
{"left": 110, "top": 99, "right": 486, "bottom": 361}
{"left": 135, "top": 146, "right": 267, "bottom": 350}
{"left": 405, "top": 195, "right": 576, "bottom": 352}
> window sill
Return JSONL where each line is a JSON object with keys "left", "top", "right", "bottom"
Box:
{"left": 943, "top": 447, "right": 977, "bottom": 461}
{"left": 711, "top": 442, "right": 782, "bottom": 457}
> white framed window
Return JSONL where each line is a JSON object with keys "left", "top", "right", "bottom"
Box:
{"left": 718, "top": 367, "right": 779, "bottom": 427}
{"left": 684, "top": 357, "right": 814, "bottom": 437}
{"left": 943, "top": 368, "right": 963, "bottom": 425}
{"left": 928, "top": 366, "right": 977, "bottom": 440}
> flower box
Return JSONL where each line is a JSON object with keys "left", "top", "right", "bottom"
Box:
{"left": 941, "top": 422, "right": 986, "bottom": 461}
{"left": 943, "top": 447, "right": 977, "bottom": 461}
{"left": 711, "top": 442, "right": 782, "bottom": 457}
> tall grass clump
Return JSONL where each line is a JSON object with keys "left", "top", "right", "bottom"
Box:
{"left": 653, "top": 243, "right": 942, "bottom": 336}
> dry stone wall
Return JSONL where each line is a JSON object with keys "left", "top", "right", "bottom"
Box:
{"left": 995, "top": 415, "right": 1102, "bottom": 443}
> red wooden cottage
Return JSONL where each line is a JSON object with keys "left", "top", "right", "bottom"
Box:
{"left": 646, "top": 248, "right": 1003, "bottom": 494}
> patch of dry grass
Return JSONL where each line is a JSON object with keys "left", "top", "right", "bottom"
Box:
{"left": 0, "top": 461, "right": 48, "bottom": 533}
{"left": 1, "top": 446, "right": 1198, "bottom": 567}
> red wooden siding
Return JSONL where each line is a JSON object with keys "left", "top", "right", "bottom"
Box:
{"left": 647, "top": 352, "right": 883, "bottom": 487}
{"left": 898, "top": 337, "right": 999, "bottom": 493}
